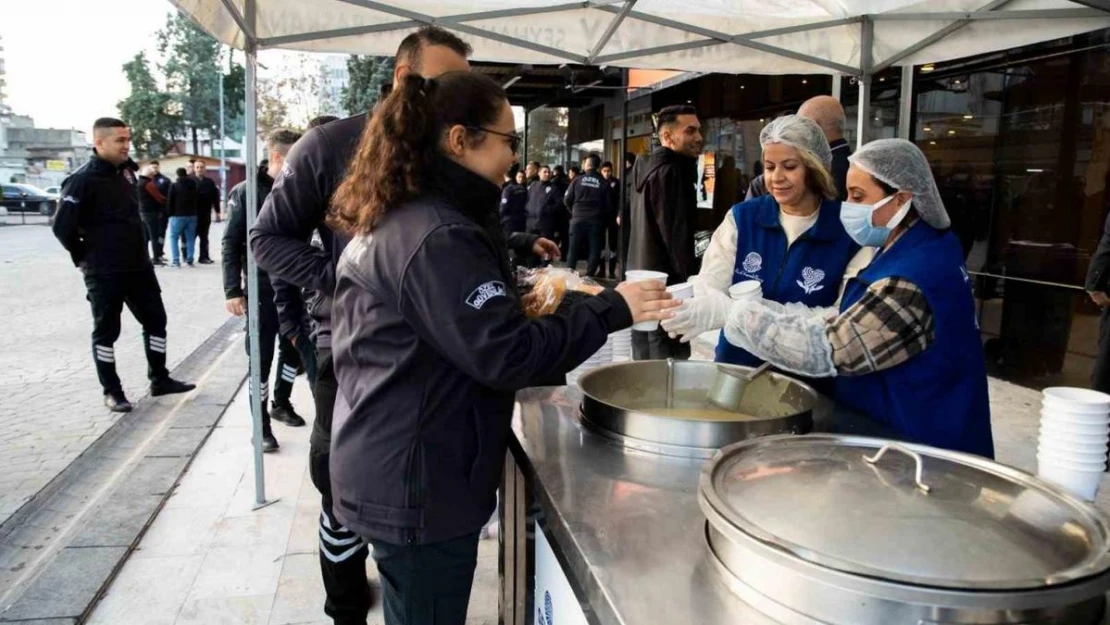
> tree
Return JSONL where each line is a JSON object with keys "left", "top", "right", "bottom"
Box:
{"left": 342, "top": 55, "right": 394, "bottom": 115}
{"left": 157, "top": 12, "right": 222, "bottom": 154}
{"left": 257, "top": 77, "right": 290, "bottom": 140}
{"left": 526, "top": 107, "right": 569, "bottom": 167}
{"left": 117, "top": 52, "right": 180, "bottom": 158}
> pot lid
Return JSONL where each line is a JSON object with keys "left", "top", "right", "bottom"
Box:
{"left": 699, "top": 434, "right": 1110, "bottom": 590}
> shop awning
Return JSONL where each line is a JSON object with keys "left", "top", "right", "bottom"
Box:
{"left": 172, "top": 0, "right": 1110, "bottom": 76}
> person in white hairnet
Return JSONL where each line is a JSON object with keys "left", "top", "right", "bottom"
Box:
{"left": 666, "top": 138, "right": 994, "bottom": 458}
{"left": 667, "top": 114, "right": 870, "bottom": 393}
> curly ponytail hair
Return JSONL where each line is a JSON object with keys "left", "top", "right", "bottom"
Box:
{"left": 330, "top": 71, "right": 508, "bottom": 234}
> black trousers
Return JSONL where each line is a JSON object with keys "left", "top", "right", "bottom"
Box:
{"left": 631, "top": 326, "right": 692, "bottom": 361}
{"left": 140, "top": 212, "right": 164, "bottom": 259}
{"left": 311, "top": 350, "right": 373, "bottom": 625}
{"left": 602, "top": 219, "right": 619, "bottom": 276}
{"left": 246, "top": 287, "right": 299, "bottom": 431}
{"left": 85, "top": 268, "right": 170, "bottom": 394}
{"left": 566, "top": 219, "right": 603, "bottom": 277}
{"left": 195, "top": 216, "right": 213, "bottom": 260}
{"left": 371, "top": 532, "right": 481, "bottom": 625}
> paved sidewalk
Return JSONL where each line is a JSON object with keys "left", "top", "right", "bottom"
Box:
{"left": 0, "top": 223, "right": 232, "bottom": 526}
{"left": 86, "top": 379, "right": 499, "bottom": 625}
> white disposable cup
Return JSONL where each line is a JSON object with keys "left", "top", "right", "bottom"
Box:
{"left": 666, "top": 282, "right": 694, "bottom": 301}
{"left": 1037, "top": 451, "right": 1106, "bottom": 472}
{"left": 1043, "top": 397, "right": 1110, "bottom": 415}
{"left": 1042, "top": 387, "right": 1110, "bottom": 409}
{"left": 624, "top": 270, "right": 669, "bottom": 331}
{"left": 1034, "top": 439, "right": 1105, "bottom": 459}
{"left": 1041, "top": 407, "right": 1110, "bottom": 426}
{"left": 1038, "top": 430, "right": 1109, "bottom": 451}
{"left": 729, "top": 280, "right": 762, "bottom": 301}
{"left": 1037, "top": 464, "right": 1102, "bottom": 501}
{"left": 1040, "top": 420, "right": 1110, "bottom": 437}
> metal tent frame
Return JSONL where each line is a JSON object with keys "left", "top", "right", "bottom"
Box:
{"left": 172, "top": 0, "right": 1110, "bottom": 505}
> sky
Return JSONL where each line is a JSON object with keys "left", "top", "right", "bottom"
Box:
{"left": 1, "top": 1, "right": 334, "bottom": 133}
{"left": 2, "top": 1, "right": 527, "bottom": 134}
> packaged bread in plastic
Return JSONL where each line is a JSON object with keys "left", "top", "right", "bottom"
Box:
{"left": 518, "top": 267, "right": 604, "bottom": 318}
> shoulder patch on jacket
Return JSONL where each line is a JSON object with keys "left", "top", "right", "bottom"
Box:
{"left": 465, "top": 281, "right": 507, "bottom": 310}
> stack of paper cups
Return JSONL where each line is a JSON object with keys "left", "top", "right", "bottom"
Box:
{"left": 728, "top": 280, "right": 762, "bottom": 301}
{"left": 624, "top": 270, "right": 669, "bottom": 331}
{"left": 1037, "top": 387, "right": 1110, "bottom": 501}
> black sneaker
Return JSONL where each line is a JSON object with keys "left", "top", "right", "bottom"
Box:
{"left": 270, "top": 401, "right": 306, "bottom": 427}
{"left": 152, "top": 257, "right": 165, "bottom": 266}
{"left": 198, "top": 258, "right": 214, "bottom": 265}
{"left": 151, "top": 377, "right": 196, "bottom": 396}
{"left": 104, "top": 390, "right": 133, "bottom": 413}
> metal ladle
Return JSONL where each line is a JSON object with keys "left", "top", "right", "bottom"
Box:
{"left": 707, "top": 362, "right": 773, "bottom": 412}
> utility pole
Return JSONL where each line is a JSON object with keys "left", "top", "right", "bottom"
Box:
{"left": 218, "top": 47, "right": 227, "bottom": 209}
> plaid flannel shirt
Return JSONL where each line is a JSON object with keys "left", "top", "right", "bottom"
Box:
{"left": 827, "top": 277, "right": 934, "bottom": 376}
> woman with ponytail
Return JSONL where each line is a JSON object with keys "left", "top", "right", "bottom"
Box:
{"left": 328, "top": 71, "right": 677, "bottom": 624}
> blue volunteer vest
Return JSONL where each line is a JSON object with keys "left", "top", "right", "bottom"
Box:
{"left": 716, "top": 195, "right": 859, "bottom": 374}
{"left": 835, "top": 222, "right": 994, "bottom": 458}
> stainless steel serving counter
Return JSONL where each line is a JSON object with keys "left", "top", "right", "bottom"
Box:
{"left": 500, "top": 385, "right": 907, "bottom": 625}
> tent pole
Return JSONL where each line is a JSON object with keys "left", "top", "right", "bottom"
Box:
{"left": 856, "top": 17, "right": 873, "bottom": 150}
{"left": 898, "top": 65, "right": 915, "bottom": 139}
{"left": 523, "top": 107, "right": 530, "bottom": 164}
{"left": 831, "top": 74, "right": 841, "bottom": 101}
{"left": 242, "top": 0, "right": 270, "bottom": 510}
{"left": 618, "top": 68, "right": 629, "bottom": 281}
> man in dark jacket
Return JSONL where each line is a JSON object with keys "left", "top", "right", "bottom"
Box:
{"left": 628, "top": 105, "right": 702, "bottom": 360}
{"left": 52, "top": 118, "right": 194, "bottom": 412}
{"left": 1087, "top": 206, "right": 1110, "bottom": 392}
{"left": 150, "top": 160, "right": 171, "bottom": 257}
{"left": 166, "top": 168, "right": 198, "bottom": 267}
{"left": 745, "top": 96, "right": 850, "bottom": 201}
{"left": 499, "top": 169, "right": 527, "bottom": 238}
{"left": 223, "top": 130, "right": 306, "bottom": 453}
{"left": 563, "top": 154, "right": 610, "bottom": 277}
{"left": 137, "top": 164, "right": 168, "bottom": 264}
{"left": 600, "top": 160, "right": 621, "bottom": 279}
{"left": 191, "top": 160, "right": 221, "bottom": 264}
{"left": 526, "top": 165, "right": 561, "bottom": 240}
{"left": 249, "top": 26, "right": 473, "bottom": 624}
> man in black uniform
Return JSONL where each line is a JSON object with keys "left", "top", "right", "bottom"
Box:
{"left": 192, "top": 160, "right": 221, "bottom": 264}
{"left": 150, "top": 160, "right": 171, "bottom": 264}
{"left": 223, "top": 130, "right": 307, "bottom": 452}
{"left": 599, "top": 161, "right": 621, "bottom": 279}
{"left": 53, "top": 118, "right": 195, "bottom": 412}
{"left": 250, "top": 27, "right": 473, "bottom": 625}
{"left": 525, "top": 165, "right": 561, "bottom": 240}
{"left": 563, "top": 154, "right": 610, "bottom": 277}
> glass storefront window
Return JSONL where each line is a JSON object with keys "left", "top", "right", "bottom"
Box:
{"left": 919, "top": 30, "right": 1110, "bottom": 388}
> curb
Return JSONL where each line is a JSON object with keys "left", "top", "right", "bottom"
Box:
{"left": 0, "top": 317, "right": 248, "bottom": 624}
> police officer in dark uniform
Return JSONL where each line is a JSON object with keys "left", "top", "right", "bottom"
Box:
{"left": 563, "top": 154, "right": 610, "bottom": 277}
{"left": 52, "top": 118, "right": 195, "bottom": 412}
{"left": 499, "top": 168, "right": 527, "bottom": 238}
{"left": 150, "top": 160, "right": 172, "bottom": 264}
{"left": 599, "top": 160, "right": 621, "bottom": 279}
{"left": 222, "top": 131, "right": 307, "bottom": 453}
{"left": 250, "top": 26, "right": 473, "bottom": 625}
{"left": 192, "top": 160, "right": 221, "bottom": 264}
{"left": 525, "top": 165, "right": 561, "bottom": 242}
{"left": 137, "top": 164, "right": 168, "bottom": 264}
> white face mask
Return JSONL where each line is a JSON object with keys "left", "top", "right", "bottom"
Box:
{"left": 840, "top": 195, "right": 913, "bottom": 248}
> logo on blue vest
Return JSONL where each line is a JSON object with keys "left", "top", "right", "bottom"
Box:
{"left": 742, "top": 252, "right": 762, "bottom": 274}
{"left": 797, "top": 267, "right": 826, "bottom": 295}
{"left": 544, "top": 590, "right": 553, "bottom": 625}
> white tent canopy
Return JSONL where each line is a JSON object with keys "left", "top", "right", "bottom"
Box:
{"left": 173, "top": 0, "right": 1110, "bottom": 75}
{"left": 169, "top": 0, "right": 1110, "bottom": 506}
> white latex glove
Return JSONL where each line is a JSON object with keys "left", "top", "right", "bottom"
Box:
{"left": 661, "top": 289, "right": 732, "bottom": 343}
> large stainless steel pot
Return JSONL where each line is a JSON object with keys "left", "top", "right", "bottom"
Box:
{"left": 578, "top": 360, "right": 817, "bottom": 458}
{"left": 699, "top": 434, "right": 1110, "bottom": 624}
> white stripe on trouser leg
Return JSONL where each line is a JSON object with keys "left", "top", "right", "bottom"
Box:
{"left": 318, "top": 514, "right": 365, "bottom": 563}
{"left": 95, "top": 346, "right": 115, "bottom": 363}
{"left": 148, "top": 337, "right": 166, "bottom": 354}
{"left": 281, "top": 365, "right": 296, "bottom": 383}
